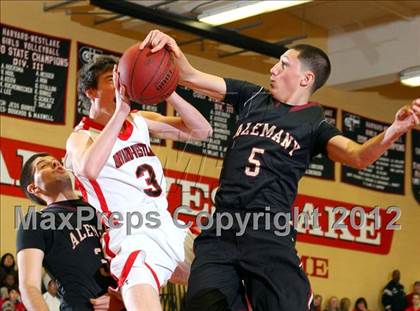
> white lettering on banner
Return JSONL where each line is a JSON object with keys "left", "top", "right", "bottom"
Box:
{"left": 0, "top": 150, "right": 15, "bottom": 185}
{"left": 323, "top": 206, "right": 356, "bottom": 241}
{"left": 295, "top": 203, "right": 323, "bottom": 236}
{"left": 354, "top": 211, "right": 381, "bottom": 245}
{"left": 180, "top": 180, "right": 209, "bottom": 211}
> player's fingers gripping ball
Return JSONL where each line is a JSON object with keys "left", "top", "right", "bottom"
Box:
{"left": 118, "top": 44, "right": 179, "bottom": 105}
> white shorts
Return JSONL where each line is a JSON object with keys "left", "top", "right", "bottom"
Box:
{"left": 104, "top": 208, "right": 195, "bottom": 293}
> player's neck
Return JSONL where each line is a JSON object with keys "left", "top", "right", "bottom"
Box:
{"left": 275, "top": 90, "right": 310, "bottom": 106}
{"left": 89, "top": 102, "right": 115, "bottom": 126}
{"left": 284, "top": 90, "right": 311, "bottom": 106}
{"left": 43, "top": 190, "right": 80, "bottom": 206}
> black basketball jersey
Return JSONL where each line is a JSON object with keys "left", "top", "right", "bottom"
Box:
{"left": 215, "top": 78, "right": 341, "bottom": 213}
{"left": 16, "top": 199, "right": 114, "bottom": 310}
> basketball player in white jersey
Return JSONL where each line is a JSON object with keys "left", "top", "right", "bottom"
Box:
{"left": 65, "top": 55, "right": 212, "bottom": 311}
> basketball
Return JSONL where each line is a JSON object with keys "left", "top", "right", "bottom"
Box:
{"left": 118, "top": 44, "right": 179, "bottom": 105}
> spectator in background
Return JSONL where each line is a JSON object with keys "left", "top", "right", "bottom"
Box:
{"left": 382, "top": 269, "right": 407, "bottom": 311}
{"left": 340, "top": 297, "right": 351, "bottom": 311}
{"left": 310, "top": 294, "right": 323, "bottom": 311}
{"left": 353, "top": 297, "right": 370, "bottom": 311}
{"left": 0, "top": 273, "right": 17, "bottom": 301}
{"left": 42, "top": 280, "right": 60, "bottom": 311}
{"left": 405, "top": 293, "right": 420, "bottom": 311}
{"left": 324, "top": 296, "right": 340, "bottom": 311}
{"left": 0, "top": 254, "right": 18, "bottom": 287}
{"left": 0, "top": 287, "right": 25, "bottom": 311}
{"left": 407, "top": 282, "right": 420, "bottom": 308}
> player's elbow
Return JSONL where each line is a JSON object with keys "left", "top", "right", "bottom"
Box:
{"left": 349, "top": 156, "right": 370, "bottom": 170}
{"left": 192, "top": 126, "right": 213, "bottom": 140}
{"left": 76, "top": 164, "right": 100, "bottom": 180}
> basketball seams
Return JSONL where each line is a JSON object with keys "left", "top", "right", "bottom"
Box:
{"left": 129, "top": 47, "right": 140, "bottom": 100}
{"left": 138, "top": 48, "right": 167, "bottom": 100}
{"left": 139, "top": 54, "right": 178, "bottom": 102}
{"left": 119, "top": 45, "right": 178, "bottom": 105}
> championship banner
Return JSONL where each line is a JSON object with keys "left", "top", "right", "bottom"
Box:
{"left": 173, "top": 86, "right": 237, "bottom": 159}
{"left": 0, "top": 23, "right": 70, "bottom": 123}
{"left": 1, "top": 137, "right": 397, "bottom": 255}
{"left": 341, "top": 111, "right": 406, "bottom": 194}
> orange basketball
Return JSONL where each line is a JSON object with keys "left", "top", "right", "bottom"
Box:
{"left": 118, "top": 44, "right": 179, "bottom": 105}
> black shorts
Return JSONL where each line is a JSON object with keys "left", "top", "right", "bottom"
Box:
{"left": 185, "top": 210, "right": 312, "bottom": 311}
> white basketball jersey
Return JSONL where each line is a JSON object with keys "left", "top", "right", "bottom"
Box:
{"left": 66, "top": 113, "right": 168, "bottom": 217}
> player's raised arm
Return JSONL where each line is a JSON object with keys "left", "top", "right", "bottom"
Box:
{"left": 326, "top": 98, "right": 420, "bottom": 169}
{"left": 66, "top": 66, "right": 131, "bottom": 180}
{"left": 140, "top": 92, "right": 212, "bottom": 141}
{"left": 140, "top": 30, "right": 226, "bottom": 101}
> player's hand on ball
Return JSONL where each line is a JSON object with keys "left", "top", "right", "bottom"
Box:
{"left": 113, "top": 65, "right": 131, "bottom": 115}
{"left": 393, "top": 98, "right": 420, "bottom": 133}
{"left": 139, "top": 29, "right": 181, "bottom": 58}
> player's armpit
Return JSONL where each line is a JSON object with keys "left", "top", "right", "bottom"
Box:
{"left": 140, "top": 111, "right": 211, "bottom": 141}
{"left": 326, "top": 135, "right": 364, "bottom": 169}
{"left": 141, "top": 116, "right": 196, "bottom": 141}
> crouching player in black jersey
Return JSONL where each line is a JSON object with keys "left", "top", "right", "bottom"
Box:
{"left": 17, "top": 153, "right": 123, "bottom": 311}
{"left": 141, "top": 30, "right": 420, "bottom": 311}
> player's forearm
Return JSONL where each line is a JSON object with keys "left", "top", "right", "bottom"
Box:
{"left": 167, "top": 92, "right": 213, "bottom": 140}
{"left": 20, "top": 285, "right": 49, "bottom": 311}
{"left": 76, "top": 111, "right": 127, "bottom": 179}
{"left": 354, "top": 123, "right": 404, "bottom": 169}
{"left": 177, "top": 58, "right": 226, "bottom": 102}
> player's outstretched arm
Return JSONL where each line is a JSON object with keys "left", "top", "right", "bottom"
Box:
{"left": 140, "top": 30, "right": 226, "bottom": 101}
{"left": 140, "top": 92, "right": 213, "bottom": 141}
{"left": 17, "top": 248, "right": 48, "bottom": 311}
{"left": 327, "top": 98, "right": 420, "bottom": 169}
{"left": 66, "top": 66, "right": 131, "bottom": 180}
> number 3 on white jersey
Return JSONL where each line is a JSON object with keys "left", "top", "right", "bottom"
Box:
{"left": 245, "top": 148, "right": 265, "bottom": 177}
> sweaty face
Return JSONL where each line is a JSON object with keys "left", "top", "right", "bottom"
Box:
{"left": 31, "top": 156, "right": 71, "bottom": 194}
{"left": 269, "top": 49, "right": 305, "bottom": 103}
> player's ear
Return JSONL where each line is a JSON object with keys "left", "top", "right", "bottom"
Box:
{"left": 300, "top": 71, "right": 315, "bottom": 89}
{"left": 27, "top": 183, "right": 40, "bottom": 196}
{"left": 85, "top": 88, "right": 98, "bottom": 101}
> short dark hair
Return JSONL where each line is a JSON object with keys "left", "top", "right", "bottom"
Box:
{"left": 20, "top": 153, "right": 50, "bottom": 206}
{"left": 0, "top": 253, "right": 15, "bottom": 268}
{"left": 77, "top": 54, "right": 119, "bottom": 111}
{"left": 355, "top": 297, "right": 368, "bottom": 310}
{"left": 48, "top": 279, "right": 57, "bottom": 286}
{"left": 289, "top": 44, "right": 331, "bottom": 93}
